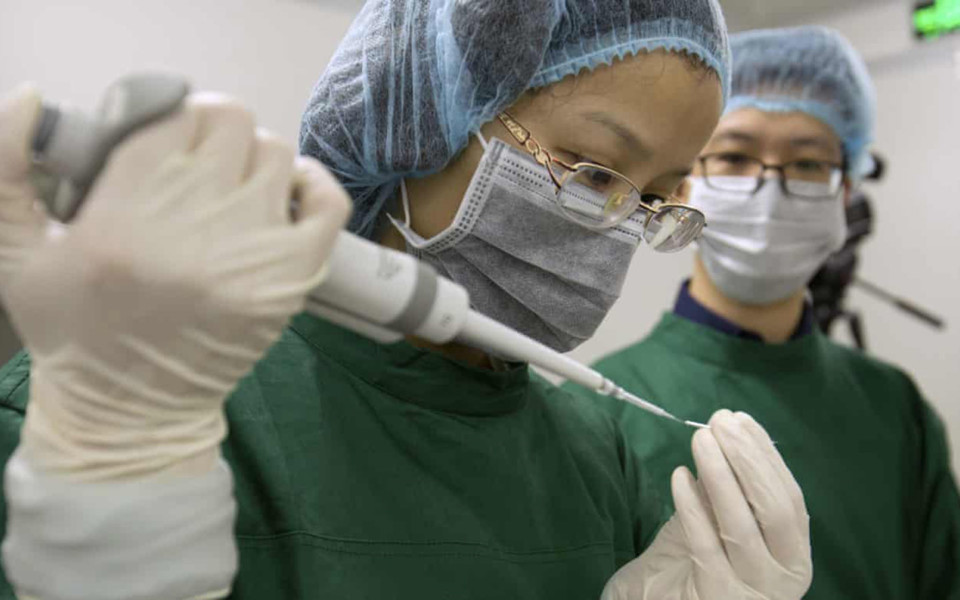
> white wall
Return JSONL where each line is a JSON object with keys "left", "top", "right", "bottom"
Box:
{"left": 1, "top": 1, "right": 958, "bottom": 466}
{"left": 0, "top": 0, "right": 357, "bottom": 144}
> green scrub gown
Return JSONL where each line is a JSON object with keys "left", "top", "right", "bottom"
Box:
{"left": 570, "top": 312, "right": 960, "bottom": 600}
{"left": 0, "top": 313, "right": 668, "bottom": 599}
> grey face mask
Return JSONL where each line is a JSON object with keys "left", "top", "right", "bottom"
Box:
{"left": 388, "top": 136, "right": 643, "bottom": 352}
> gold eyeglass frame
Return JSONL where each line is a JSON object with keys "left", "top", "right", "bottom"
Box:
{"left": 495, "top": 112, "right": 706, "bottom": 244}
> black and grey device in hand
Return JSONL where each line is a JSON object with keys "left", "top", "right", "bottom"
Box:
{"left": 30, "top": 73, "right": 189, "bottom": 222}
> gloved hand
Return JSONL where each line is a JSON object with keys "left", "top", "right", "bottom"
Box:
{"left": 603, "top": 410, "right": 812, "bottom": 599}
{"left": 0, "top": 84, "right": 352, "bottom": 481}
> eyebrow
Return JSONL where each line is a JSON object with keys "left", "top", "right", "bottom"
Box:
{"left": 715, "top": 129, "right": 840, "bottom": 156}
{"left": 582, "top": 111, "right": 693, "bottom": 180}
{"left": 712, "top": 130, "right": 757, "bottom": 144}
{"left": 789, "top": 136, "right": 841, "bottom": 154}
{"left": 581, "top": 112, "right": 652, "bottom": 160}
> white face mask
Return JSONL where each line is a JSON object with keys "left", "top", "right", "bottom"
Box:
{"left": 686, "top": 176, "right": 847, "bottom": 305}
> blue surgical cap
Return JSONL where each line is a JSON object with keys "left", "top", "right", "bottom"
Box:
{"left": 301, "top": 0, "right": 731, "bottom": 239}
{"left": 727, "top": 26, "right": 876, "bottom": 178}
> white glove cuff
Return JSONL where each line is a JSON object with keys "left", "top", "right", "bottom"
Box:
{"left": 2, "top": 449, "right": 237, "bottom": 600}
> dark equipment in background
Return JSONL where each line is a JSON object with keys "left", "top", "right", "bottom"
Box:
{"left": 810, "top": 154, "right": 946, "bottom": 350}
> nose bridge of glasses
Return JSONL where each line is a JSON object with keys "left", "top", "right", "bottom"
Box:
{"left": 749, "top": 163, "right": 792, "bottom": 195}
{"left": 758, "top": 162, "right": 787, "bottom": 179}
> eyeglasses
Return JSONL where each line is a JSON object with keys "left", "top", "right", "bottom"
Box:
{"left": 699, "top": 153, "right": 845, "bottom": 199}
{"left": 496, "top": 112, "right": 706, "bottom": 253}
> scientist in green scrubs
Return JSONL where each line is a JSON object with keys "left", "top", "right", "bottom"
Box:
{"left": 579, "top": 26, "right": 960, "bottom": 599}
{"left": 0, "top": 2, "right": 815, "bottom": 599}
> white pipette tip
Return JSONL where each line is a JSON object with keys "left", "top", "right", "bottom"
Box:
{"left": 611, "top": 386, "right": 705, "bottom": 431}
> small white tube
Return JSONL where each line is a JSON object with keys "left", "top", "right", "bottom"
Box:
{"left": 311, "top": 233, "right": 419, "bottom": 325}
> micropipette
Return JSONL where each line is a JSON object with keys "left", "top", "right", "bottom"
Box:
{"left": 25, "top": 72, "right": 706, "bottom": 430}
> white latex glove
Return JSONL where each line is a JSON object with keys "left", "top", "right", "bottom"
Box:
{"left": 603, "top": 410, "right": 812, "bottom": 600}
{"left": 0, "top": 84, "right": 351, "bottom": 481}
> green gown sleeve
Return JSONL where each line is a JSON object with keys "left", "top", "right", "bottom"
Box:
{"left": 0, "top": 351, "right": 31, "bottom": 600}
{"left": 913, "top": 396, "right": 960, "bottom": 599}
{"left": 536, "top": 372, "right": 671, "bottom": 559}
{"left": 614, "top": 419, "right": 673, "bottom": 554}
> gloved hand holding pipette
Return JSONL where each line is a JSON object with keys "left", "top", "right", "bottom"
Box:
{"left": 0, "top": 83, "right": 351, "bottom": 599}
{"left": 602, "top": 411, "right": 812, "bottom": 600}
{"left": 0, "top": 84, "right": 351, "bottom": 479}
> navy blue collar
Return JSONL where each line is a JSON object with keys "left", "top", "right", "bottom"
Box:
{"left": 673, "top": 281, "right": 815, "bottom": 343}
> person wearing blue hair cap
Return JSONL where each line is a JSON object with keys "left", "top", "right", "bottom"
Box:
{"left": 0, "top": 2, "right": 816, "bottom": 599}
{"left": 579, "top": 26, "right": 960, "bottom": 600}
{"left": 725, "top": 26, "right": 877, "bottom": 179}
{"left": 301, "top": 0, "right": 733, "bottom": 241}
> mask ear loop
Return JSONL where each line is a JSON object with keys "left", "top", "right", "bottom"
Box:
{"left": 399, "top": 178, "right": 413, "bottom": 228}
{"left": 399, "top": 130, "right": 489, "bottom": 228}
{"left": 475, "top": 130, "right": 489, "bottom": 151}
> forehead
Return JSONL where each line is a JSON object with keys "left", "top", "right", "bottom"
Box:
{"left": 521, "top": 50, "right": 725, "bottom": 170}
{"left": 714, "top": 108, "right": 843, "bottom": 153}
{"left": 577, "top": 50, "right": 723, "bottom": 139}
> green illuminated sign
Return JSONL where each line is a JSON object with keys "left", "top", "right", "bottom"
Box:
{"left": 914, "top": 0, "right": 960, "bottom": 39}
